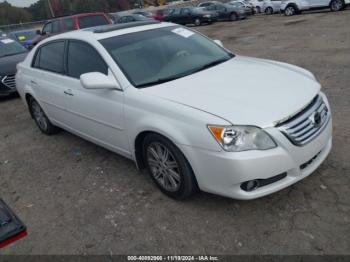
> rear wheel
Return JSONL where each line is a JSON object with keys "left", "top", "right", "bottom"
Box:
{"left": 142, "top": 133, "right": 197, "bottom": 200}
{"left": 29, "top": 98, "right": 59, "bottom": 135}
{"left": 330, "top": 0, "right": 344, "bottom": 11}
{"left": 284, "top": 5, "right": 296, "bottom": 16}
{"left": 265, "top": 7, "right": 273, "bottom": 14}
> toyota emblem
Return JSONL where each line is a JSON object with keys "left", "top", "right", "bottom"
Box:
{"left": 310, "top": 112, "right": 322, "bottom": 127}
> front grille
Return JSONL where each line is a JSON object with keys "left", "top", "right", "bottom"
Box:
{"left": 277, "top": 95, "right": 330, "bottom": 146}
{"left": 1, "top": 75, "right": 16, "bottom": 90}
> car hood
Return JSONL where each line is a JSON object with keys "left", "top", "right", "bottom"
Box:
{"left": 141, "top": 56, "right": 320, "bottom": 127}
{"left": 0, "top": 52, "right": 28, "bottom": 76}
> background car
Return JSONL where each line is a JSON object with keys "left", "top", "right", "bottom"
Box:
{"left": 35, "top": 12, "right": 112, "bottom": 44}
{"left": 198, "top": 1, "right": 247, "bottom": 21}
{"left": 280, "top": 0, "right": 348, "bottom": 15}
{"left": 132, "top": 10, "right": 157, "bottom": 19}
{"left": 153, "top": 9, "right": 174, "bottom": 21}
{"left": 248, "top": 0, "right": 265, "bottom": 13}
{"left": 116, "top": 14, "right": 153, "bottom": 23}
{"left": 262, "top": 0, "right": 282, "bottom": 14}
{"left": 228, "top": 1, "right": 255, "bottom": 15}
{"left": 7, "top": 29, "right": 41, "bottom": 50}
{"left": 0, "top": 37, "right": 28, "bottom": 97}
{"left": 164, "top": 7, "right": 218, "bottom": 26}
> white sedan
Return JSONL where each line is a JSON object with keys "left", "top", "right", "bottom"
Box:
{"left": 16, "top": 21, "right": 332, "bottom": 200}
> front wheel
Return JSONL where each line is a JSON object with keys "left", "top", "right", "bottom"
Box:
{"left": 265, "top": 7, "right": 273, "bottom": 15}
{"left": 330, "top": 0, "right": 344, "bottom": 11}
{"left": 194, "top": 18, "right": 201, "bottom": 26}
{"left": 229, "top": 12, "right": 238, "bottom": 21}
{"left": 142, "top": 134, "right": 197, "bottom": 200}
{"left": 284, "top": 5, "right": 296, "bottom": 16}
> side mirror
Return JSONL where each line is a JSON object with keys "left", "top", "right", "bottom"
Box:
{"left": 80, "top": 72, "right": 119, "bottom": 90}
{"left": 213, "top": 39, "right": 224, "bottom": 47}
{"left": 36, "top": 29, "right": 41, "bottom": 35}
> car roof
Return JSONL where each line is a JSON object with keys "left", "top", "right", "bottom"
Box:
{"left": 39, "top": 21, "right": 175, "bottom": 43}
{"left": 45, "top": 12, "right": 107, "bottom": 22}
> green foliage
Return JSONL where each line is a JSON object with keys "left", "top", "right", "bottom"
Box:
{"left": 0, "top": 1, "right": 32, "bottom": 26}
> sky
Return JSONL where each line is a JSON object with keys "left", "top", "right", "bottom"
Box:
{"left": 0, "top": 0, "right": 39, "bottom": 7}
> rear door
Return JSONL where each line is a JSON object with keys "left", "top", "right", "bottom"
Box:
{"left": 30, "top": 40, "right": 70, "bottom": 124}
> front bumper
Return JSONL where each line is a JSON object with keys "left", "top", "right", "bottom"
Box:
{"left": 180, "top": 116, "right": 332, "bottom": 200}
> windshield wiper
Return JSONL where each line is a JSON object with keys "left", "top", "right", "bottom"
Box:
{"left": 190, "top": 56, "right": 232, "bottom": 74}
{"left": 137, "top": 71, "right": 195, "bottom": 88}
{"left": 136, "top": 55, "right": 233, "bottom": 88}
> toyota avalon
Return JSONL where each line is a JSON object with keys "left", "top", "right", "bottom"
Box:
{"left": 15, "top": 21, "right": 332, "bottom": 200}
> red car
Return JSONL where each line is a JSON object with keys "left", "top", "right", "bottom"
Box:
{"left": 34, "top": 13, "right": 112, "bottom": 45}
{"left": 153, "top": 9, "right": 174, "bottom": 21}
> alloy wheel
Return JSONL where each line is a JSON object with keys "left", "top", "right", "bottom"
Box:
{"left": 31, "top": 100, "right": 48, "bottom": 131}
{"left": 331, "top": 0, "right": 343, "bottom": 11}
{"left": 146, "top": 142, "right": 181, "bottom": 192}
{"left": 194, "top": 19, "right": 201, "bottom": 26}
{"left": 230, "top": 13, "right": 238, "bottom": 21}
{"left": 285, "top": 6, "right": 295, "bottom": 16}
{"left": 265, "top": 7, "right": 273, "bottom": 14}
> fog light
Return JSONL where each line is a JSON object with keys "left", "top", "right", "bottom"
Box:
{"left": 241, "top": 180, "right": 259, "bottom": 192}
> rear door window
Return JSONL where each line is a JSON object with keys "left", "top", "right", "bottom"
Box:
{"left": 78, "top": 15, "right": 109, "bottom": 29}
{"left": 33, "top": 41, "right": 65, "bottom": 74}
{"left": 67, "top": 40, "right": 108, "bottom": 78}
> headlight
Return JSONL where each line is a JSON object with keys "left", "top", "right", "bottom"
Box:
{"left": 208, "top": 125, "right": 277, "bottom": 152}
{"left": 203, "top": 14, "right": 211, "bottom": 18}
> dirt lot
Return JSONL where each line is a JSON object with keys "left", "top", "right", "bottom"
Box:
{"left": 1, "top": 10, "right": 350, "bottom": 255}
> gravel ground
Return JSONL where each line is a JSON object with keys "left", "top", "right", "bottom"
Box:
{"left": 1, "top": 10, "right": 349, "bottom": 255}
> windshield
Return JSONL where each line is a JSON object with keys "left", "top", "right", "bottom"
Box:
{"left": 100, "top": 26, "right": 234, "bottom": 88}
{"left": 12, "top": 31, "right": 37, "bottom": 41}
{"left": 0, "top": 38, "right": 27, "bottom": 57}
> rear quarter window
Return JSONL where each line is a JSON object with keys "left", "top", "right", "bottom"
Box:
{"left": 78, "top": 15, "right": 109, "bottom": 29}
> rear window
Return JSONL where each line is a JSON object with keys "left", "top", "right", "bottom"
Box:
{"left": 78, "top": 15, "right": 109, "bottom": 29}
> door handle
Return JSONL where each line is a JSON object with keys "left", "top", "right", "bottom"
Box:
{"left": 64, "top": 89, "right": 74, "bottom": 96}
{"left": 30, "top": 80, "right": 38, "bottom": 86}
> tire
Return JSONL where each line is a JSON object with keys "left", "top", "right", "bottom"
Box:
{"left": 229, "top": 12, "right": 238, "bottom": 21}
{"left": 194, "top": 18, "right": 201, "bottom": 26}
{"left": 330, "top": 0, "right": 344, "bottom": 11}
{"left": 142, "top": 133, "right": 197, "bottom": 200}
{"left": 284, "top": 5, "right": 297, "bottom": 16}
{"left": 265, "top": 7, "right": 273, "bottom": 15}
{"left": 29, "top": 98, "right": 59, "bottom": 135}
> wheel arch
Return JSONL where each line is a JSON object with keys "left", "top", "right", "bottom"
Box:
{"left": 134, "top": 128, "right": 189, "bottom": 170}
{"left": 286, "top": 3, "right": 299, "bottom": 11}
{"left": 133, "top": 130, "right": 200, "bottom": 190}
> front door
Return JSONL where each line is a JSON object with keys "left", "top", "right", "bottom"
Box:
{"left": 62, "top": 40, "right": 129, "bottom": 156}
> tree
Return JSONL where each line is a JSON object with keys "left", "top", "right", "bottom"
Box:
{"left": 0, "top": 1, "right": 32, "bottom": 26}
